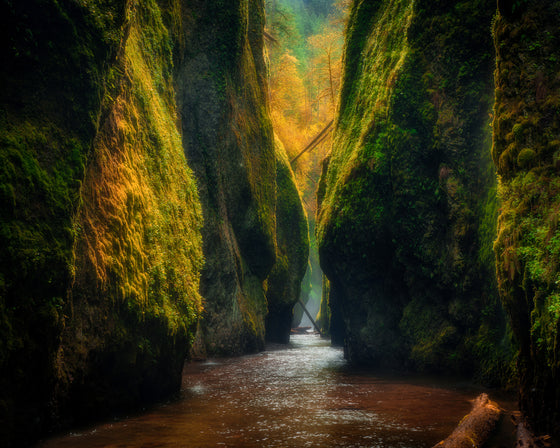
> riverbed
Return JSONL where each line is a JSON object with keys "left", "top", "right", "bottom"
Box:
{"left": 37, "top": 334, "right": 517, "bottom": 447}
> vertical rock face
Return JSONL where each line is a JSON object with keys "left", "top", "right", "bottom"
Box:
{"left": 176, "top": 0, "right": 277, "bottom": 356}
{"left": 60, "top": 0, "right": 204, "bottom": 422}
{"left": 0, "top": 0, "right": 305, "bottom": 444}
{"left": 317, "top": 0, "right": 513, "bottom": 381}
{"left": 316, "top": 155, "right": 345, "bottom": 345}
{"left": 493, "top": 0, "right": 560, "bottom": 436}
{"left": 0, "top": 1, "right": 203, "bottom": 445}
{"left": 266, "top": 138, "right": 309, "bottom": 343}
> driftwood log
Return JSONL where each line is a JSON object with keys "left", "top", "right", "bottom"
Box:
{"left": 432, "top": 393, "right": 502, "bottom": 448}
{"left": 512, "top": 413, "right": 552, "bottom": 448}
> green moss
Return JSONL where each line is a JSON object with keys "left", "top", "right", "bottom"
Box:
{"left": 79, "top": 0, "right": 204, "bottom": 330}
{"left": 492, "top": 0, "right": 560, "bottom": 435}
{"left": 0, "top": 1, "right": 126, "bottom": 444}
{"left": 176, "top": 0, "right": 277, "bottom": 355}
{"left": 517, "top": 147, "right": 536, "bottom": 167}
{"left": 316, "top": 274, "right": 331, "bottom": 333}
{"left": 0, "top": 0, "right": 204, "bottom": 444}
{"left": 266, "top": 137, "right": 309, "bottom": 343}
{"left": 318, "top": 0, "right": 511, "bottom": 379}
{"left": 401, "top": 299, "right": 460, "bottom": 371}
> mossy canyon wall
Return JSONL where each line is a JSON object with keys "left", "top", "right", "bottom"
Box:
{"left": 318, "top": 0, "right": 512, "bottom": 380}
{"left": 175, "top": 0, "right": 307, "bottom": 355}
{"left": 0, "top": 0, "right": 308, "bottom": 445}
{"left": 318, "top": 0, "right": 560, "bottom": 437}
{"left": 493, "top": 0, "right": 560, "bottom": 435}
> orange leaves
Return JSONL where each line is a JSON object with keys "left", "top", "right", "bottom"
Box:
{"left": 266, "top": 1, "right": 347, "bottom": 217}
{"left": 269, "top": 51, "right": 306, "bottom": 119}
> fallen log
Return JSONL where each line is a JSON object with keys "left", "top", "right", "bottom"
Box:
{"left": 297, "top": 299, "right": 323, "bottom": 336}
{"left": 512, "top": 413, "right": 552, "bottom": 448}
{"left": 290, "top": 119, "right": 333, "bottom": 165}
{"left": 432, "top": 393, "right": 502, "bottom": 448}
{"left": 291, "top": 326, "right": 312, "bottom": 334}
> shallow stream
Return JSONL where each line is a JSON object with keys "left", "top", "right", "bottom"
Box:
{"left": 37, "top": 334, "right": 517, "bottom": 447}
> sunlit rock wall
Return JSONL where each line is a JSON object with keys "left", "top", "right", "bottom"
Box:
{"left": 176, "top": 0, "right": 277, "bottom": 356}
{"left": 0, "top": 1, "right": 203, "bottom": 445}
{"left": 318, "top": 0, "right": 514, "bottom": 383}
{"left": 493, "top": 0, "right": 560, "bottom": 436}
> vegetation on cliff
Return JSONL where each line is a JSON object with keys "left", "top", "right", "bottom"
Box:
{"left": 317, "top": 0, "right": 514, "bottom": 384}
{"left": 0, "top": 2, "right": 313, "bottom": 443}
{"left": 5, "top": 0, "right": 560, "bottom": 443}
{"left": 266, "top": 0, "right": 347, "bottom": 327}
{"left": 0, "top": 0, "right": 124, "bottom": 442}
{"left": 61, "top": 0, "right": 203, "bottom": 419}
{"left": 176, "top": 0, "right": 278, "bottom": 356}
{"left": 0, "top": 0, "right": 203, "bottom": 444}
{"left": 266, "top": 137, "right": 309, "bottom": 343}
{"left": 493, "top": 0, "right": 560, "bottom": 436}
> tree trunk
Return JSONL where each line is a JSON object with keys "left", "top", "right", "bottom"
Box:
{"left": 433, "top": 394, "right": 502, "bottom": 448}
{"left": 327, "top": 50, "right": 335, "bottom": 112}
{"left": 512, "top": 413, "right": 552, "bottom": 448}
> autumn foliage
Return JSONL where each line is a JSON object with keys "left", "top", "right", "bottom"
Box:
{"left": 266, "top": 0, "right": 347, "bottom": 216}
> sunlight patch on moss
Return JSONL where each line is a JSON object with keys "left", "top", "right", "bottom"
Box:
{"left": 76, "top": 0, "right": 203, "bottom": 337}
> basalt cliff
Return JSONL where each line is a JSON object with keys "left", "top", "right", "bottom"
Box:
{"left": 0, "top": 1, "right": 308, "bottom": 445}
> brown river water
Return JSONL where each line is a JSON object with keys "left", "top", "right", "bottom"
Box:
{"left": 37, "top": 334, "right": 518, "bottom": 447}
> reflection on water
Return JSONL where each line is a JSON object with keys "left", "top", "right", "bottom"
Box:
{"left": 37, "top": 334, "right": 516, "bottom": 447}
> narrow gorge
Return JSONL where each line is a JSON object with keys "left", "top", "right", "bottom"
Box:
{"left": 0, "top": 0, "right": 559, "bottom": 446}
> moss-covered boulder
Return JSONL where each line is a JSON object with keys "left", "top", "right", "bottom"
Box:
{"left": 0, "top": 1, "right": 203, "bottom": 445}
{"left": 493, "top": 0, "right": 560, "bottom": 436}
{"left": 176, "top": 0, "right": 277, "bottom": 356}
{"left": 266, "top": 137, "right": 309, "bottom": 343}
{"left": 317, "top": 0, "right": 514, "bottom": 382}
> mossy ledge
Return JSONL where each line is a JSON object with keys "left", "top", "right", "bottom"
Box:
{"left": 493, "top": 0, "right": 560, "bottom": 436}
{"left": 317, "top": 0, "right": 515, "bottom": 384}
{"left": 0, "top": 1, "right": 204, "bottom": 445}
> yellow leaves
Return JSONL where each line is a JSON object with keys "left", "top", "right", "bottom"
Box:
{"left": 308, "top": 29, "right": 343, "bottom": 111}
{"left": 268, "top": 19, "right": 345, "bottom": 218}
{"left": 269, "top": 51, "right": 306, "bottom": 118}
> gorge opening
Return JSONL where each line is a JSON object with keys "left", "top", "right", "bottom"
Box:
{"left": 1, "top": 0, "right": 560, "bottom": 447}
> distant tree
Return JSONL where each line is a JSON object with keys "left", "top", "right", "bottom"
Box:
{"left": 266, "top": 0, "right": 347, "bottom": 215}
{"left": 303, "top": 0, "right": 335, "bottom": 18}
{"left": 269, "top": 51, "right": 306, "bottom": 120}
{"left": 308, "top": 29, "right": 342, "bottom": 113}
